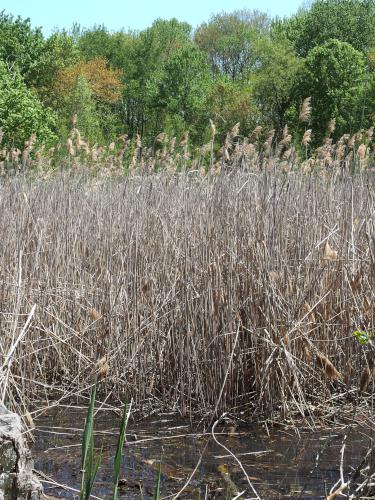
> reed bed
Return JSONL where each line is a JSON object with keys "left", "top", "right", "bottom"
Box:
{"left": 0, "top": 166, "right": 374, "bottom": 423}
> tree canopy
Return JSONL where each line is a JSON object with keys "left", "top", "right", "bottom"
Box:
{"left": 0, "top": 1, "right": 373, "bottom": 152}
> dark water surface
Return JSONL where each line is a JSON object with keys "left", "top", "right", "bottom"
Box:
{"left": 32, "top": 406, "right": 370, "bottom": 499}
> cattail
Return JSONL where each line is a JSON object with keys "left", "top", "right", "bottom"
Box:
{"left": 282, "top": 135, "right": 292, "bottom": 149}
{"left": 263, "top": 129, "right": 275, "bottom": 157}
{"left": 243, "top": 142, "right": 256, "bottom": 158}
{"left": 267, "top": 129, "right": 275, "bottom": 142}
{"left": 359, "top": 367, "right": 372, "bottom": 393}
{"left": 155, "top": 132, "right": 167, "bottom": 143}
{"left": 323, "top": 241, "right": 338, "bottom": 260}
{"left": 302, "top": 129, "right": 312, "bottom": 147}
{"left": 88, "top": 307, "right": 102, "bottom": 321}
{"left": 24, "top": 411, "right": 35, "bottom": 429}
{"left": 299, "top": 97, "right": 312, "bottom": 123}
{"left": 316, "top": 352, "right": 340, "bottom": 380}
{"left": 91, "top": 145, "right": 98, "bottom": 162}
{"left": 343, "top": 362, "right": 353, "bottom": 385}
{"left": 357, "top": 144, "right": 367, "bottom": 159}
{"left": 95, "top": 357, "right": 110, "bottom": 379}
{"left": 169, "top": 137, "right": 176, "bottom": 153}
{"left": 327, "top": 118, "right": 336, "bottom": 137}
{"left": 347, "top": 135, "right": 356, "bottom": 149}
{"left": 282, "top": 124, "right": 289, "bottom": 140}
{"left": 141, "top": 279, "right": 152, "bottom": 294}
{"left": 230, "top": 122, "right": 240, "bottom": 139}
{"left": 76, "top": 130, "right": 82, "bottom": 150}
{"left": 303, "top": 302, "right": 316, "bottom": 322}
{"left": 69, "top": 127, "right": 78, "bottom": 139}
{"left": 303, "top": 342, "right": 312, "bottom": 361}
{"left": 250, "top": 125, "right": 262, "bottom": 141}
{"left": 66, "top": 138, "right": 75, "bottom": 156}
{"left": 209, "top": 119, "right": 216, "bottom": 137}
{"left": 179, "top": 132, "right": 189, "bottom": 148}
{"left": 269, "top": 270, "right": 280, "bottom": 281}
{"left": 366, "top": 126, "right": 374, "bottom": 141}
{"left": 335, "top": 142, "right": 346, "bottom": 161}
{"left": 24, "top": 133, "right": 36, "bottom": 151}
{"left": 80, "top": 141, "right": 89, "bottom": 155}
{"left": 11, "top": 149, "right": 21, "bottom": 163}
{"left": 21, "top": 149, "right": 31, "bottom": 166}
{"left": 118, "top": 134, "right": 128, "bottom": 145}
{"left": 356, "top": 129, "right": 364, "bottom": 142}
{"left": 200, "top": 143, "right": 211, "bottom": 155}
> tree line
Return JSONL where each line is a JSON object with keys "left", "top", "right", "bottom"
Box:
{"left": 0, "top": 0, "right": 374, "bottom": 153}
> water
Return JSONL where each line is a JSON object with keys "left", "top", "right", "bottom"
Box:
{"left": 32, "top": 406, "right": 372, "bottom": 499}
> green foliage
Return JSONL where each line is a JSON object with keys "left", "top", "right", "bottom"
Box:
{"left": 35, "top": 31, "right": 80, "bottom": 106}
{"left": 251, "top": 35, "right": 303, "bottom": 130}
{"left": 0, "top": 4, "right": 374, "bottom": 153}
{"left": 80, "top": 385, "right": 99, "bottom": 500}
{"left": 206, "top": 77, "right": 254, "bottom": 137}
{"left": 154, "top": 458, "right": 162, "bottom": 500}
{"left": 79, "top": 389, "right": 162, "bottom": 500}
{"left": 152, "top": 44, "right": 211, "bottom": 138}
{"left": 112, "top": 402, "right": 130, "bottom": 500}
{"left": 353, "top": 329, "right": 373, "bottom": 345}
{"left": 0, "top": 11, "right": 45, "bottom": 86}
{"left": 0, "top": 61, "right": 56, "bottom": 148}
{"left": 298, "top": 39, "right": 367, "bottom": 141}
{"left": 63, "top": 75, "right": 101, "bottom": 143}
{"left": 274, "top": 0, "right": 375, "bottom": 56}
{"left": 195, "top": 10, "right": 270, "bottom": 80}
{"left": 119, "top": 19, "right": 193, "bottom": 139}
{"left": 77, "top": 26, "right": 134, "bottom": 70}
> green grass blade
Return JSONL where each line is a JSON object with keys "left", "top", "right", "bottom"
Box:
{"left": 80, "top": 384, "right": 97, "bottom": 500}
{"left": 84, "top": 435, "right": 95, "bottom": 500}
{"left": 153, "top": 457, "right": 162, "bottom": 500}
{"left": 88, "top": 447, "right": 102, "bottom": 498}
{"left": 112, "top": 401, "right": 130, "bottom": 500}
{"left": 82, "top": 385, "right": 96, "bottom": 468}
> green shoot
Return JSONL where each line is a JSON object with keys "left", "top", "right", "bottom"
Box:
{"left": 112, "top": 401, "right": 131, "bottom": 500}
{"left": 353, "top": 329, "right": 373, "bottom": 345}
{"left": 80, "top": 384, "right": 97, "bottom": 500}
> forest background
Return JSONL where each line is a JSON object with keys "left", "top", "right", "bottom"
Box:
{"left": 0, "top": 0, "right": 374, "bottom": 156}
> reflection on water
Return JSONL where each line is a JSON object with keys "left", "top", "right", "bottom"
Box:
{"left": 32, "top": 406, "right": 370, "bottom": 499}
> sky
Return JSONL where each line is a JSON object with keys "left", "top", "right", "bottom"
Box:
{"left": 2, "top": 0, "right": 304, "bottom": 35}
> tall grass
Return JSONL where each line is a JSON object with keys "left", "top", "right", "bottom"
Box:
{"left": 0, "top": 166, "right": 374, "bottom": 421}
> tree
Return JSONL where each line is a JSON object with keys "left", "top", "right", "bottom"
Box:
{"left": 250, "top": 35, "right": 303, "bottom": 131}
{"left": 0, "top": 62, "right": 56, "bottom": 148}
{"left": 297, "top": 39, "right": 367, "bottom": 141}
{"left": 77, "top": 25, "right": 134, "bottom": 69}
{"left": 35, "top": 31, "right": 80, "bottom": 106}
{"left": 152, "top": 44, "right": 211, "bottom": 136}
{"left": 206, "top": 77, "right": 255, "bottom": 138}
{"left": 274, "top": 0, "right": 375, "bottom": 57}
{"left": 55, "top": 58, "right": 123, "bottom": 104}
{"left": 0, "top": 11, "right": 45, "bottom": 86}
{"left": 63, "top": 75, "right": 101, "bottom": 144}
{"left": 121, "top": 19, "right": 193, "bottom": 138}
{"left": 195, "top": 10, "right": 270, "bottom": 80}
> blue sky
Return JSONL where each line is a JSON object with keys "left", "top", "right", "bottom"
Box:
{"left": 3, "top": 0, "right": 304, "bottom": 34}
